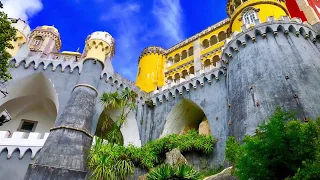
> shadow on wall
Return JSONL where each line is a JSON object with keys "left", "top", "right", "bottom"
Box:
{"left": 95, "top": 106, "right": 141, "bottom": 147}
{"left": 0, "top": 72, "right": 58, "bottom": 134}
{"left": 161, "top": 98, "right": 211, "bottom": 137}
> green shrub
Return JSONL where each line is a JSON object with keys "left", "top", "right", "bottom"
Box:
{"left": 226, "top": 108, "right": 320, "bottom": 180}
{"left": 146, "top": 164, "right": 201, "bottom": 180}
{"left": 87, "top": 130, "right": 215, "bottom": 179}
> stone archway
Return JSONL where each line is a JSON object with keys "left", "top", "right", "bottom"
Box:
{"left": 161, "top": 99, "right": 211, "bottom": 137}
{"left": 95, "top": 106, "right": 141, "bottom": 147}
{"left": 0, "top": 72, "right": 58, "bottom": 134}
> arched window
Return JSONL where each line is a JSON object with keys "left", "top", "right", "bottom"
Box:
{"left": 202, "top": 39, "right": 209, "bottom": 49}
{"left": 33, "top": 36, "right": 43, "bottom": 46}
{"left": 181, "top": 50, "right": 187, "bottom": 60}
{"left": 243, "top": 10, "right": 258, "bottom": 25}
{"left": 188, "top": 47, "right": 194, "bottom": 56}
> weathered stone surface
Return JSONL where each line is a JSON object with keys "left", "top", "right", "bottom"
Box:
{"left": 24, "top": 60, "right": 102, "bottom": 180}
{"left": 199, "top": 119, "right": 211, "bottom": 135}
{"left": 204, "top": 167, "right": 237, "bottom": 180}
{"left": 24, "top": 164, "right": 87, "bottom": 180}
{"left": 165, "top": 148, "right": 188, "bottom": 165}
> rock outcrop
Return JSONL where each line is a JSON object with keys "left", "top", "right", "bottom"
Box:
{"left": 204, "top": 167, "right": 237, "bottom": 180}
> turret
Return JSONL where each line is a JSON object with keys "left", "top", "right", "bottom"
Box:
{"left": 7, "top": 18, "right": 31, "bottom": 57}
{"left": 82, "top": 31, "right": 115, "bottom": 65}
{"left": 136, "top": 46, "right": 166, "bottom": 93}
{"left": 28, "top": 25, "right": 62, "bottom": 54}
{"left": 227, "top": 0, "right": 289, "bottom": 33}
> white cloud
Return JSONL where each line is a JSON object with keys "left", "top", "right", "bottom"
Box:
{"left": 100, "top": 1, "right": 143, "bottom": 80}
{"left": 2, "top": 0, "right": 43, "bottom": 22}
{"left": 99, "top": 0, "right": 185, "bottom": 80}
{"left": 152, "top": 0, "right": 184, "bottom": 45}
{"left": 100, "top": 3, "right": 140, "bottom": 21}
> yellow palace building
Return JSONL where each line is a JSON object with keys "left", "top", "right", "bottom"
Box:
{"left": 136, "top": 0, "right": 290, "bottom": 92}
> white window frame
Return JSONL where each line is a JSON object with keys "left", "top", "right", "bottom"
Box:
{"left": 243, "top": 10, "right": 258, "bottom": 26}
{"left": 33, "top": 39, "right": 41, "bottom": 46}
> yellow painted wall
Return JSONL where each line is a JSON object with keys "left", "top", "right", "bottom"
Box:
{"left": 136, "top": 53, "right": 165, "bottom": 92}
{"left": 231, "top": 0, "right": 288, "bottom": 32}
{"left": 84, "top": 39, "right": 110, "bottom": 63}
{"left": 7, "top": 31, "right": 27, "bottom": 57}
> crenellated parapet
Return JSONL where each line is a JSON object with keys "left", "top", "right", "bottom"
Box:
{"left": 138, "top": 46, "right": 166, "bottom": 62}
{"left": 222, "top": 16, "right": 317, "bottom": 63}
{"left": 10, "top": 51, "right": 83, "bottom": 74}
{"left": 146, "top": 62, "right": 226, "bottom": 106}
{"left": 0, "top": 131, "right": 49, "bottom": 159}
{"left": 83, "top": 31, "right": 115, "bottom": 64}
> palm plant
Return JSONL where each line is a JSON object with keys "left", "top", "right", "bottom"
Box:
{"left": 99, "top": 88, "right": 137, "bottom": 145}
{"left": 87, "top": 88, "right": 138, "bottom": 179}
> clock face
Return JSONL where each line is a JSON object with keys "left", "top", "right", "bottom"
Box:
{"left": 307, "top": 0, "right": 320, "bottom": 19}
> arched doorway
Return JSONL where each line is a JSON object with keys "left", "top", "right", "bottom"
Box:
{"left": 161, "top": 99, "right": 211, "bottom": 137}
{"left": 95, "top": 106, "right": 141, "bottom": 147}
{"left": 0, "top": 72, "right": 58, "bottom": 134}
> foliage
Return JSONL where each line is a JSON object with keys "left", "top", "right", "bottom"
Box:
{"left": 99, "top": 88, "right": 137, "bottom": 145}
{"left": 131, "top": 130, "right": 215, "bottom": 169}
{"left": 146, "top": 164, "right": 201, "bottom": 180}
{"left": 0, "top": 3, "right": 16, "bottom": 82}
{"left": 87, "top": 137, "right": 134, "bottom": 180}
{"left": 87, "top": 130, "right": 215, "bottom": 179}
{"left": 226, "top": 107, "right": 320, "bottom": 180}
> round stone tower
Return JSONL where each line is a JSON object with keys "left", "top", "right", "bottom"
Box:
{"left": 7, "top": 18, "right": 31, "bottom": 56}
{"left": 136, "top": 46, "right": 166, "bottom": 92}
{"left": 223, "top": 16, "right": 320, "bottom": 140}
{"left": 28, "top": 25, "right": 61, "bottom": 54}
{"left": 83, "top": 31, "right": 115, "bottom": 65}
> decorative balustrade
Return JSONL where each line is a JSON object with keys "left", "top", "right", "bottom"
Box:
{"left": 0, "top": 131, "right": 49, "bottom": 159}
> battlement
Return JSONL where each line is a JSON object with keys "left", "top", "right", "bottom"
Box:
{"left": 138, "top": 46, "right": 166, "bottom": 62}
{"left": 147, "top": 61, "right": 226, "bottom": 105}
{"left": 222, "top": 16, "right": 317, "bottom": 63}
{"left": 0, "top": 131, "right": 49, "bottom": 159}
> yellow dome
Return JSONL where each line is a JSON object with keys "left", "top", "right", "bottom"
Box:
{"left": 41, "top": 25, "right": 59, "bottom": 33}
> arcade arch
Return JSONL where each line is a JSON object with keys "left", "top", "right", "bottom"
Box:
{"left": 161, "top": 99, "right": 211, "bottom": 137}
{"left": 95, "top": 106, "right": 141, "bottom": 147}
{"left": 0, "top": 72, "right": 58, "bottom": 134}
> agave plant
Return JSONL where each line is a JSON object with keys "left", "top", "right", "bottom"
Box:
{"left": 146, "top": 164, "right": 201, "bottom": 180}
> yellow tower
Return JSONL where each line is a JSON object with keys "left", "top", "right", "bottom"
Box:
{"left": 227, "top": 0, "right": 289, "bottom": 33}
{"left": 28, "top": 25, "right": 62, "bottom": 54}
{"left": 7, "top": 18, "right": 31, "bottom": 57}
{"left": 83, "top": 31, "right": 115, "bottom": 65}
{"left": 136, "top": 46, "right": 166, "bottom": 93}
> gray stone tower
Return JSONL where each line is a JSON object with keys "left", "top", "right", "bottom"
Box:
{"left": 24, "top": 31, "right": 115, "bottom": 180}
{"left": 222, "top": 17, "right": 320, "bottom": 139}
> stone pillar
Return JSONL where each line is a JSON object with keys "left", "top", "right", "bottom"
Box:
{"left": 24, "top": 60, "right": 103, "bottom": 180}
{"left": 193, "top": 38, "right": 202, "bottom": 75}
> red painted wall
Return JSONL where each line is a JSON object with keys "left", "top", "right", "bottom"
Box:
{"left": 286, "top": 0, "right": 307, "bottom": 21}
{"left": 307, "top": 0, "right": 320, "bottom": 19}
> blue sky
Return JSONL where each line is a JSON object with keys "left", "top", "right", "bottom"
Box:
{"left": 3, "top": 0, "right": 228, "bottom": 81}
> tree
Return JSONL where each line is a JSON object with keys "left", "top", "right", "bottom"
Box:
{"left": 226, "top": 108, "right": 320, "bottom": 180}
{"left": 0, "top": 1, "right": 16, "bottom": 82}
{"left": 87, "top": 88, "right": 138, "bottom": 179}
{"left": 99, "top": 88, "right": 138, "bottom": 145}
